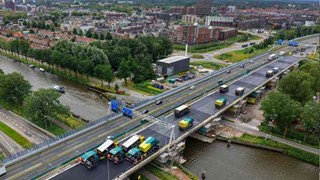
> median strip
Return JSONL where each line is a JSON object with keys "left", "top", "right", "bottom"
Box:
{"left": 0, "top": 121, "right": 32, "bottom": 149}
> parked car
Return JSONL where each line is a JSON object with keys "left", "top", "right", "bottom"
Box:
{"left": 29, "top": 65, "right": 35, "bottom": 68}
{"left": 240, "top": 64, "right": 245, "bottom": 68}
{"left": 190, "top": 85, "right": 195, "bottom": 90}
{"left": 156, "top": 100, "right": 163, "bottom": 105}
{"left": 249, "top": 42, "right": 256, "bottom": 45}
{"left": 53, "top": 85, "right": 65, "bottom": 93}
{"left": 241, "top": 44, "right": 248, "bottom": 48}
{"left": 142, "top": 109, "right": 149, "bottom": 114}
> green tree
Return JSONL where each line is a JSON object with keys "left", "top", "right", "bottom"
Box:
{"left": 93, "top": 32, "right": 99, "bottom": 39}
{"left": 0, "top": 72, "right": 32, "bottom": 106}
{"left": 24, "top": 89, "right": 70, "bottom": 127}
{"left": 261, "top": 91, "right": 301, "bottom": 138}
{"left": 301, "top": 101, "right": 320, "bottom": 142}
{"left": 117, "top": 60, "right": 131, "bottom": 84}
{"left": 0, "top": 68, "right": 4, "bottom": 74}
{"left": 85, "top": 30, "right": 92, "bottom": 38}
{"left": 29, "top": 29, "right": 35, "bottom": 34}
{"left": 94, "top": 65, "right": 114, "bottom": 87}
{"left": 79, "top": 29, "right": 84, "bottom": 36}
{"left": 299, "top": 62, "right": 320, "bottom": 92}
{"left": 278, "top": 71, "right": 314, "bottom": 104}
{"left": 105, "top": 32, "right": 112, "bottom": 40}
{"left": 114, "top": 83, "right": 119, "bottom": 92}
{"left": 73, "top": 28, "right": 78, "bottom": 35}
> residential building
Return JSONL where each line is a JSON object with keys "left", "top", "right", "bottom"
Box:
{"left": 195, "top": 0, "right": 212, "bottom": 16}
{"left": 182, "top": 15, "right": 204, "bottom": 24}
{"left": 218, "top": 28, "right": 237, "bottom": 41}
{"left": 205, "top": 16, "right": 234, "bottom": 27}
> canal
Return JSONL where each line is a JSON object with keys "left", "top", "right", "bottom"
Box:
{"left": 183, "top": 138, "right": 318, "bottom": 180}
{"left": 0, "top": 55, "right": 109, "bottom": 121}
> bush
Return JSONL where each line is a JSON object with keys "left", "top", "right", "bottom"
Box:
{"left": 191, "top": 54, "right": 205, "bottom": 59}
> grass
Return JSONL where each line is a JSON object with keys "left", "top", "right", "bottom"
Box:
{"left": 191, "top": 54, "right": 205, "bottom": 59}
{"left": 174, "top": 163, "right": 198, "bottom": 180}
{"left": 145, "top": 164, "right": 179, "bottom": 180}
{"left": 59, "top": 115, "right": 85, "bottom": 129}
{"left": 0, "top": 121, "right": 33, "bottom": 149}
{"left": 41, "top": 121, "right": 65, "bottom": 136}
{"left": 0, "top": 152, "right": 5, "bottom": 160}
{"left": 124, "top": 81, "right": 163, "bottom": 95}
{"left": 130, "top": 172, "right": 150, "bottom": 180}
{"left": 234, "top": 133, "right": 319, "bottom": 166}
{"left": 215, "top": 46, "right": 270, "bottom": 63}
{"left": 190, "top": 61, "right": 226, "bottom": 70}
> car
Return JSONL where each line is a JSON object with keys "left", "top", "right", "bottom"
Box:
{"left": 29, "top": 65, "right": 35, "bottom": 68}
{"left": 249, "top": 42, "right": 256, "bottom": 45}
{"left": 226, "top": 70, "right": 231, "bottom": 74}
{"left": 53, "top": 85, "right": 65, "bottom": 93}
{"left": 240, "top": 64, "right": 245, "bottom": 68}
{"left": 190, "top": 85, "right": 195, "bottom": 90}
{"left": 249, "top": 60, "right": 254, "bottom": 64}
{"left": 156, "top": 100, "right": 162, "bottom": 105}
{"left": 241, "top": 44, "right": 248, "bottom": 48}
{"left": 39, "top": 68, "right": 45, "bottom": 72}
{"left": 312, "top": 41, "right": 317, "bottom": 44}
{"left": 106, "top": 136, "right": 114, "bottom": 140}
{"left": 142, "top": 109, "right": 149, "bottom": 114}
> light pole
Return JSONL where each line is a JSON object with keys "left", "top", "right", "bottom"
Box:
{"left": 44, "top": 115, "right": 48, "bottom": 131}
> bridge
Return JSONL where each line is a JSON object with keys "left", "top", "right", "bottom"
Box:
{"left": 0, "top": 34, "right": 318, "bottom": 180}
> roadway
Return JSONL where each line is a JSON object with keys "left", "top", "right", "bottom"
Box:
{"left": 1, "top": 35, "right": 318, "bottom": 179}
{"left": 53, "top": 55, "right": 303, "bottom": 180}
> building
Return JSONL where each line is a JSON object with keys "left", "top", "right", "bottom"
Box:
{"left": 195, "top": 0, "right": 212, "bottom": 16}
{"left": 205, "top": 16, "right": 234, "bottom": 27}
{"left": 156, "top": 56, "right": 190, "bottom": 75}
{"left": 182, "top": 15, "right": 204, "bottom": 24}
{"left": 173, "top": 25, "right": 197, "bottom": 45}
{"left": 218, "top": 28, "right": 237, "bottom": 41}
{"left": 236, "top": 19, "right": 266, "bottom": 30}
{"left": 5, "top": 0, "right": 16, "bottom": 10}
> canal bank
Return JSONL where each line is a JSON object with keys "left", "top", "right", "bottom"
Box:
{"left": 183, "top": 137, "right": 318, "bottom": 180}
{"left": 0, "top": 55, "right": 109, "bottom": 121}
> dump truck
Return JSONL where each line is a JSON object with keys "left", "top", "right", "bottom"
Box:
{"left": 126, "top": 137, "right": 160, "bottom": 164}
{"left": 78, "top": 138, "right": 117, "bottom": 169}
{"left": 178, "top": 117, "right": 194, "bottom": 131}
{"left": 174, "top": 105, "right": 190, "bottom": 117}
{"left": 122, "top": 135, "right": 144, "bottom": 152}
{"left": 268, "top": 54, "right": 278, "bottom": 61}
{"left": 219, "top": 85, "right": 229, "bottom": 93}
{"left": 215, "top": 97, "right": 227, "bottom": 108}
{"left": 235, "top": 87, "right": 245, "bottom": 96}
{"left": 266, "top": 70, "right": 274, "bottom": 78}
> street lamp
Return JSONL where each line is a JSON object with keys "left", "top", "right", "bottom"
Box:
{"left": 44, "top": 115, "right": 48, "bottom": 131}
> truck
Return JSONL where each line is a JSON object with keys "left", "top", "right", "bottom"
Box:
{"left": 0, "top": 164, "right": 6, "bottom": 177}
{"left": 235, "top": 87, "right": 245, "bottom": 96}
{"left": 266, "top": 70, "right": 274, "bottom": 78}
{"left": 178, "top": 117, "right": 194, "bottom": 131}
{"left": 215, "top": 97, "right": 227, "bottom": 108}
{"left": 174, "top": 105, "right": 190, "bottom": 117}
{"left": 219, "top": 85, "right": 229, "bottom": 93}
{"left": 268, "top": 54, "right": 278, "bottom": 61}
{"left": 122, "top": 135, "right": 144, "bottom": 152}
{"left": 126, "top": 137, "right": 160, "bottom": 164}
{"left": 288, "top": 41, "right": 299, "bottom": 47}
{"left": 79, "top": 138, "right": 117, "bottom": 169}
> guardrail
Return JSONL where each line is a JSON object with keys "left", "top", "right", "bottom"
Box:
{"left": 1, "top": 34, "right": 317, "bottom": 168}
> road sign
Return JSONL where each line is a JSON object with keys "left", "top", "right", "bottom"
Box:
{"left": 122, "top": 107, "right": 133, "bottom": 118}
{"left": 111, "top": 100, "right": 119, "bottom": 113}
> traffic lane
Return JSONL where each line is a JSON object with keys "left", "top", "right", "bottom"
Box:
{"left": 0, "top": 131, "right": 23, "bottom": 155}
{"left": 0, "top": 111, "right": 47, "bottom": 144}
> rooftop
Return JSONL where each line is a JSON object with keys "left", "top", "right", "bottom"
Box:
{"left": 158, "top": 56, "right": 189, "bottom": 64}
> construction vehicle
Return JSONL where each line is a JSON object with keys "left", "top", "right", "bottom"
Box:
{"left": 219, "top": 85, "right": 229, "bottom": 93}
{"left": 247, "top": 90, "right": 262, "bottom": 104}
{"left": 108, "top": 146, "right": 126, "bottom": 164}
{"left": 235, "top": 87, "right": 245, "bottom": 96}
{"left": 79, "top": 138, "right": 117, "bottom": 169}
{"left": 178, "top": 117, "right": 194, "bottom": 131}
{"left": 107, "top": 135, "right": 144, "bottom": 164}
{"left": 174, "top": 105, "right": 190, "bottom": 117}
{"left": 215, "top": 97, "right": 227, "bottom": 108}
{"left": 268, "top": 54, "right": 278, "bottom": 61}
{"left": 126, "top": 137, "right": 160, "bottom": 164}
{"left": 266, "top": 70, "right": 274, "bottom": 78}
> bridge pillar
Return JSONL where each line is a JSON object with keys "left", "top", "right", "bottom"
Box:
{"left": 155, "top": 141, "right": 186, "bottom": 167}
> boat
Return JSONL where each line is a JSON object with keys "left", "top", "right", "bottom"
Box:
{"left": 53, "top": 85, "right": 65, "bottom": 93}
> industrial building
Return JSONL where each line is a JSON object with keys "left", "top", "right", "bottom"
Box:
{"left": 156, "top": 56, "right": 190, "bottom": 75}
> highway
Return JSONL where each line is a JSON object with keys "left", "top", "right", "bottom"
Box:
{"left": 53, "top": 55, "right": 304, "bottom": 180}
{"left": 1, "top": 35, "right": 318, "bottom": 180}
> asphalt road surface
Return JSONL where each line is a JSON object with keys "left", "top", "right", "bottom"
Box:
{"left": 53, "top": 56, "right": 303, "bottom": 180}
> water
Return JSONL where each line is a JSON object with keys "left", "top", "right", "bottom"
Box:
{"left": 183, "top": 138, "right": 318, "bottom": 180}
{"left": 0, "top": 55, "right": 109, "bottom": 121}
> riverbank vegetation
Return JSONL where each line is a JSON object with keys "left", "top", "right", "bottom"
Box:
{"left": 0, "top": 69, "right": 83, "bottom": 135}
{"left": 0, "top": 121, "right": 33, "bottom": 149}
{"left": 260, "top": 61, "right": 320, "bottom": 147}
{"left": 235, "top": 134, "right": 319, "bottom": 165}
{"left": 145, "top": 164, "right": 179, "bottom": 180}
{"left": 124, "top": 81, "right": 163, "bottom": 96}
